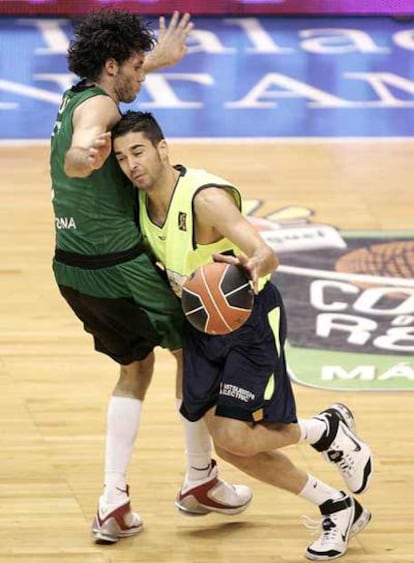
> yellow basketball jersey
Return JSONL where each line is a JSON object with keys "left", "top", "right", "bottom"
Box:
{"left": 139, "top": 166, "right": 242, "bottom": 297}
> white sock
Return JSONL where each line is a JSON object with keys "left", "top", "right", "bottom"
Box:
{"left": 297, "top": 418, "right": 327, "bottom": 445}
{"left": 176, "top": 399, "right": 212, "bottom": 483}
{"left": 103, "top": 396, "right": 142, "bottom": 504}
{"left": 299, "top": 475, "right": 343, "bottom": 506}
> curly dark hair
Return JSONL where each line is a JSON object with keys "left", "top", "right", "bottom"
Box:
{"left": 68, "top": 10, "right": 156, "bottom": 81}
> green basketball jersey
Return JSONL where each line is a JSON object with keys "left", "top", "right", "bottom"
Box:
{"left": 50, "top": 82, "right": 141, "bottom": 255}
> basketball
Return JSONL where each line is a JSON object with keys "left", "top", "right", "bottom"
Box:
{"left": 181, "top": 262, "right": 254, "bottom": 335}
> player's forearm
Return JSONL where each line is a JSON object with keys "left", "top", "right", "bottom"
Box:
{"left": 64, "top": 147, "right": 94, "bottom": 178}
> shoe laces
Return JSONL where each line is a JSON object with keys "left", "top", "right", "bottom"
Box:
{"left": 301, "top": 514, "right": 320, "bottom": 534}
{"left": 214, "top": 478, "right": 239, "bottom": 500}
{"left": 328, "top": 448, "right": 356, "bottom": 477}
{"left": 302, "top": 514, "right": 339, "bottom": 545}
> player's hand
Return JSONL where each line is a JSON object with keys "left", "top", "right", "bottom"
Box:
{"left": 237, "top": 254, "right": 260, "bottom": 294}
{"left": 146, "top": 12, "right": 194, "bottom": 71}
{"left": 212, "top": 252, "right": 259, "bottom": 294}
{"left": 87, "top": 131, "right": 112, "bottom": 170}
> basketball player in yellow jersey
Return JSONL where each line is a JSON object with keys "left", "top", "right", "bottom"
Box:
{"left": 112, "top": 111, "right": 374, "bottom": 561}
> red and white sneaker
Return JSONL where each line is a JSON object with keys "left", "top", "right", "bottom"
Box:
{"left": 91, "top": 486, "right": 143, "bottom": 544}
{"left": 175, "top": 460, "right": 253, "bottom": 516}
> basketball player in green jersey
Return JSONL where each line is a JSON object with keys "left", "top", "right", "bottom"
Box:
{"left": 50, "top": 10, "right": 252, "bottom": 545}
{"left": 112, "top": 111, "right": 374, "bottom": 561}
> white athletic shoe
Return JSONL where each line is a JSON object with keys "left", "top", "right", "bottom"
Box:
{"left": 350, "top": 498, "right": 372, "bottom": 538}
{"left": 328, "top": 403, "right": 356, "bottom": 433}
{"left": 91, "top": 486, "right": 143, "bottom": 544}
{"left": 176, "top": 459, "right": 253, "bottom": 516}
{"left": 306, "top": 492, "right": 355, "bottom": 561}
{"left": 313, "top": 404, "right": 373, "bottom": 494}
{"left": 304, "top": 494, "right": 371, "bottom": 561}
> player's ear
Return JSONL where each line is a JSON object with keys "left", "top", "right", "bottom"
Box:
{"left": 105, "top": 58, "right": 119, "bottom": 77}
{"left": 158, "top": 139, "right": 169, "bottom": 160}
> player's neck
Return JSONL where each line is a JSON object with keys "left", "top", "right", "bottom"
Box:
{"left": 93, "top": 78, "right": 120, "bottom": 105}
{"left": 147, "top": 166, "right": 180, "bottom": 224}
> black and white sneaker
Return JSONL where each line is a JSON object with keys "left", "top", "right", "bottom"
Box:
{"left": 312, "top": 404, "right": 373, "bottom": 494}
{"left": 328, "top": 403, "right": 356, "bottom": 434}
{"left": 350, "top": 497, "right": 372, "bottom": 538}
{"left": 306, "top": 492, "right": 355, "bottom": 561}
{"left": 304, "top": 494, "right": 371, "bottom": 561}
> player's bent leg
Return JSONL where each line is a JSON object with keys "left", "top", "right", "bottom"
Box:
{"left": 311, "top": 404, "right": 373, "bottom": 495}
{"left": 174, "top": 357, "right": 253, "bottom": 517}
{"left": 205, "top": 410, "right": 300, "bottom": 457}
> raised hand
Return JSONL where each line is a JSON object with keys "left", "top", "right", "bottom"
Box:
{"left": 145, "top": 12, "right": 194, "bottom": 71}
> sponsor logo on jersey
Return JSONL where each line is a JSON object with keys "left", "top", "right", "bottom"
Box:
{"left": 55, "top": 216, "right": 77, "bottom": 230}
{"left": 178, "top": 212, "right": 187, "bottom": 232}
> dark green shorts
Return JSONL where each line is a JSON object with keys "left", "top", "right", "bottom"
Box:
{"left": 53, "top": 251, "right": 184, "bottom": 362}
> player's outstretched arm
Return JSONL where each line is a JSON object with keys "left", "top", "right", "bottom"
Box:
{"left": 144, "top": 11, "right": 194, "bottom": 72}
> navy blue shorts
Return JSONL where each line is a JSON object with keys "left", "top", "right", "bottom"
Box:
{"left": 180, "top": 281, "right": 297, "bottom": 424}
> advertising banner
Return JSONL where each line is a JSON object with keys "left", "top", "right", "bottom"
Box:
{"left": 1, "top": 0, "right": 413, "bottom": 16}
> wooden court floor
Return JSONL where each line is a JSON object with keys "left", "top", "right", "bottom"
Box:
{"left": 0, "top": 140, "right": 413, "bottom": 563}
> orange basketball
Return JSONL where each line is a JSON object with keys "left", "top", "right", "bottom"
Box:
{"left": 181, "top": 262, "right": 254, "bottom": 335}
